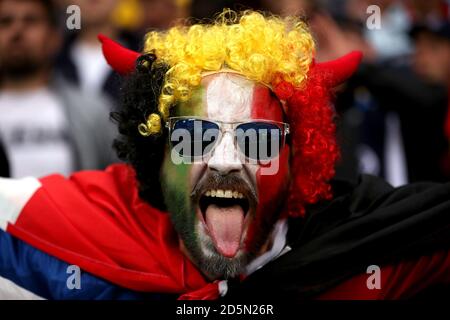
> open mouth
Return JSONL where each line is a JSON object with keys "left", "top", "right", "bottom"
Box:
{"left": 198, "top": 189, "right": 251, "bottom": 258}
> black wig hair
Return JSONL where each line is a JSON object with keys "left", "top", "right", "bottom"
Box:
{"left": 111, "top": 54, "right": 169, "bottom": 210}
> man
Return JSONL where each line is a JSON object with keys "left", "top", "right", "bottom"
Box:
{"left": 56, "top": 0, "right": 139, "bottom": 103}
{"left": 350, "top": 21, "right": 450, "bottom": 183}
{"left": 0, "top": 0, "right": 117, "bottom": 177}
{"left": 0, "top": 11, "right": 448, "bottom": 300}
{"left": 412, "top": 22, "right": 450, "bottom": 176}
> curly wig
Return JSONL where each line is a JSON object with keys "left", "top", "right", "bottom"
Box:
{"left": 138, "top": 10, "right": 315, "bottom": 135}
{"left": 112, "top": 10, "right": 341, "bottom": 217}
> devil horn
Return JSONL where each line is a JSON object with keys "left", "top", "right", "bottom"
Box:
{"left": 98, "top": 34, "right": 140, "bottom": 75}
{"left": 313, "top": 51, "right": 363, "bottom": 87}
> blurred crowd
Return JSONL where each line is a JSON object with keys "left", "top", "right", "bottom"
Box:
{"left": 0, "top": 0, "right": 449, "bottom": 186}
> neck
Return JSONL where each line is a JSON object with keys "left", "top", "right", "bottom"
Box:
{"left": 1, "top": 69, "right": 50, "bottom": 92}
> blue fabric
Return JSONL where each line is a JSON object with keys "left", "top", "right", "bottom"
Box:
{"left": 0, "top": 229, "right": 174, "bottom": 300}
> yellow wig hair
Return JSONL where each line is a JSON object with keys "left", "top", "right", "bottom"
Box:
{"left": 139, "top": 10, "right": 316, "bottom": 135}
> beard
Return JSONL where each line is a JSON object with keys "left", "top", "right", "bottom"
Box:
{"left": 0, "top": 52, "right": 44, "bottom": 81}
{"left": 195, "top": 222, "right": 255, "bottom": 279}
{"left": 166, "top": 201, "right": 255, "bottom": 280}
{"left": 161, "top": 168, "right": 276, "bottom": 280}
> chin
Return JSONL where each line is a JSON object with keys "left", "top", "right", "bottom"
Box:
{"left": 194, "top": 220, "right": 252, "bottom": 279}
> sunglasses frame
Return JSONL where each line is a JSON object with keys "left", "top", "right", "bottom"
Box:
{"left": 165, "top": 116, "right": 290, "bottom": 163}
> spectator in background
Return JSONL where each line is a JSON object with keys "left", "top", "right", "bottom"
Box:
{"left": 261, "top": 0, "right": 311, "bottom": 18}
{"left": 359, "top": 0, "right": 414, "bottom": 61}
{"left": 56, "top": 0, "right": 139, "bottom": 103}
{"left": 290, "top": 0, "right": 450, "bottom": 185}
{"left": 411, "top": 21, "right": 450, "bottom": 178}
{"left": 0, "top": 138, "right": 9, "bottom": 177}
{"left": 409, "top": 0, "right": 449, "bottom": 25}
{"left": 352, "top": 21, "right": 450, "bottom": 184}
{"left": 139, "top": 0, "right": 191, "bottom": 31}
{"left": 316, "top": 7, "right": 450, "bottom": 184}
{"left": 412, "top": 22, "right": 450, "bottom": 87}
{"left": 0, "top": 0, "right": 117, "bottom": 178}
{"left": 190, "top": 0, "right": 263, "bottom": 20}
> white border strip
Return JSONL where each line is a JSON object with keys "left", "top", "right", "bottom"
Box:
{"left": 0, "top": 275, "right": 45, "bottom": 300}
{"left": 0, "top": 177, "right": 41, "bottom": 231}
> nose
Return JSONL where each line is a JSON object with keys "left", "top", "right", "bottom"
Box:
{"left": 207, "top": 131, "right": 243, "bottom": 175}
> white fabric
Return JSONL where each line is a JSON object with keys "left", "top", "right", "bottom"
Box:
{"left": 0, "top": 176, "right": 41, "bottom": 230}
{"left": 0, "top": 275, "right": 44, "bottom": 300}
{"left": 0, "top": 88, "right": 74, "bottom": 178}
{"left": 218, "top": 280, "right": 228, "bottom": 297}
{"left": 358, "top": 144, "right": 381, "bottom": 176}
{"left": 385, "top": 112, "right": 408, "bottom": 187}
{"left": 71, "top": 42, "right": 110, "bottom": 94}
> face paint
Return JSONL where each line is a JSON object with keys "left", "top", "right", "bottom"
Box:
{"left": 160, "top": 73, "right": 290, "bottom": 280}
{"left": 161, "top": 87, "right": 206, "bottom": 266}
{"left": 245, "top": 86, "right": 290, "bottom": 253}
{"left": 161, "top": 154, "right": 196, "bottom": 247}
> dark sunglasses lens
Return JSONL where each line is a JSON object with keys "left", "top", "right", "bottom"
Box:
{"left": 236, "top": 122, "right": 283, "bottom": 161}
{"left": 171, "top": 119, "right": 219, "bottom": 158}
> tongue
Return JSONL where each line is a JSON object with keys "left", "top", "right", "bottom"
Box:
{"left": 205, "top": 204, "right": 245, "bottom": 258}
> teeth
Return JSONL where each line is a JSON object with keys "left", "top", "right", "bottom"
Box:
{"left": 204, "top": 189, "right": 245, "bottom": 199}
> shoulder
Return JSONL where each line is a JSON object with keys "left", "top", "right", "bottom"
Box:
{"left": 50, "top": 75, "right": 114, "bottom": 119}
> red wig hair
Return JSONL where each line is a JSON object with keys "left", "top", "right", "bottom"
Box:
{"left": 275, "top": 71, "right": 339, "bottom": 217}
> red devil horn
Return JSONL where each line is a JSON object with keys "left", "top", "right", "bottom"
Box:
{"left": 313, "top": 51, "right": 363, "bottom": 87}
{"left": 98, "top": 34, "right": 140, "bottom": 75}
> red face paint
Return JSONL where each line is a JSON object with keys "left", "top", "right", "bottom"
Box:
{"left": 244, "top": 86, "right": 290, "bottom": 252}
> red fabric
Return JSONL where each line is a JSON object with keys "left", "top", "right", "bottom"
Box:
{"left": 6, "top": 164, "right": 209, "bottom": 296}
{"left": 178, "top": 282, "right": 221, "bottom": 300}
{"left": 318, "top": 250, "right": 450, "bottom": 300}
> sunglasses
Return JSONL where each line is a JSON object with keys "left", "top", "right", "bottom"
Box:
{"left": 165, "top": 117, "right": 290, "bottom": 163}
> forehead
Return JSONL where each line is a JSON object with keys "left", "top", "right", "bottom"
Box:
{"left": 177, "top": 73, "right": 284, "bottom": 122}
